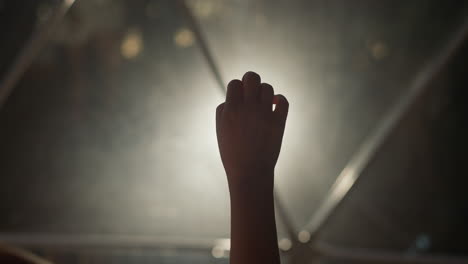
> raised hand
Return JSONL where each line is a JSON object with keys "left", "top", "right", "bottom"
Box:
{"left": 216, "top": 71, "right": 288, "bottom": 264}
{"left": 216, "top": 71, "right": 289, "bottom": 192}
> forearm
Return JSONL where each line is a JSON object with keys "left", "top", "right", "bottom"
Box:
{"left": 216, "top": 72, "right": 288, "bottom": 264}
{"left": 229, "top": 172, "right": 280, "bottom": 264}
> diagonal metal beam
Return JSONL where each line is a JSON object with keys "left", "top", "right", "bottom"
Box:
{"left": 177, "top": 0, "right": 226, "bottom": 94}
{"left": 274, "top": 190, "right": 300, "bottom": 245}
{"left": 303, "top": 15, "right": 468, "bottom": 238}
{"left": 0, "top": 0, "right": 76, "bottom": 110}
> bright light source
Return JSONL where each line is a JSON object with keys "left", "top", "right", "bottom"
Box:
{"left": 212, "top": 238, "right": 230, "bottom": 258}
{"left": 212, "top": 246, "right": 224, "bottom": 258}
{"left": 278, "top": 238, "right": 292, "bottom": 251}
{"left": 298, "top": 230, "right": 311, "bottom": 243}
{"left": 121, "top": 29, "right": 143, "bottom": 59}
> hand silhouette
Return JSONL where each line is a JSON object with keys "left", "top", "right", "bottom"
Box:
{"left": 216, "top": 71, "right": 289, "bottom": 192}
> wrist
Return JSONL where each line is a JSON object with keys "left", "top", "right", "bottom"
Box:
{"left": 227, "top": 169, "right": 275, "bottom": 200}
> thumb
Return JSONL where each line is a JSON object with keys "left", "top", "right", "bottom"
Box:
{"left": 273, "top": 94, "right": 289, "bottom": 127}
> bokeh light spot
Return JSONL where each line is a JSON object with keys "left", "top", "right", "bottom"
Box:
{"left": 298, "top": 230, "right": 311, "bottom": 243}
{"left": 278, "top": 238, "right": 292, "bottom": 251}
{"left": 174, "top": 28, "right": 195, "bottom": 48}
{"left": 121, "top": 29, "right": 143, "bottom": 59}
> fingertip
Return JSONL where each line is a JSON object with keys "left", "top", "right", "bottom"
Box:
{"left": 242, "top": 71, "right": 261, "bottom": 83}
{"left": 227, "top": 79, "right": 242, "bottom": 89}
{"left": 260, "top": 83, "right": 274, "bottom": 108}
{"left": 226, "top": 79, "right": 243, "bottom": 105}
{"left": 242, "top": 71, "right": 261, "bottom": 103}
{"left": 261, "top": 82, "right": 274, "bottom": 91}
{"left": 273, "top": 94, "right": 288, "bottom": 106}
{"left": 274, "top": 94, "right": 289, "bottom": 125}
